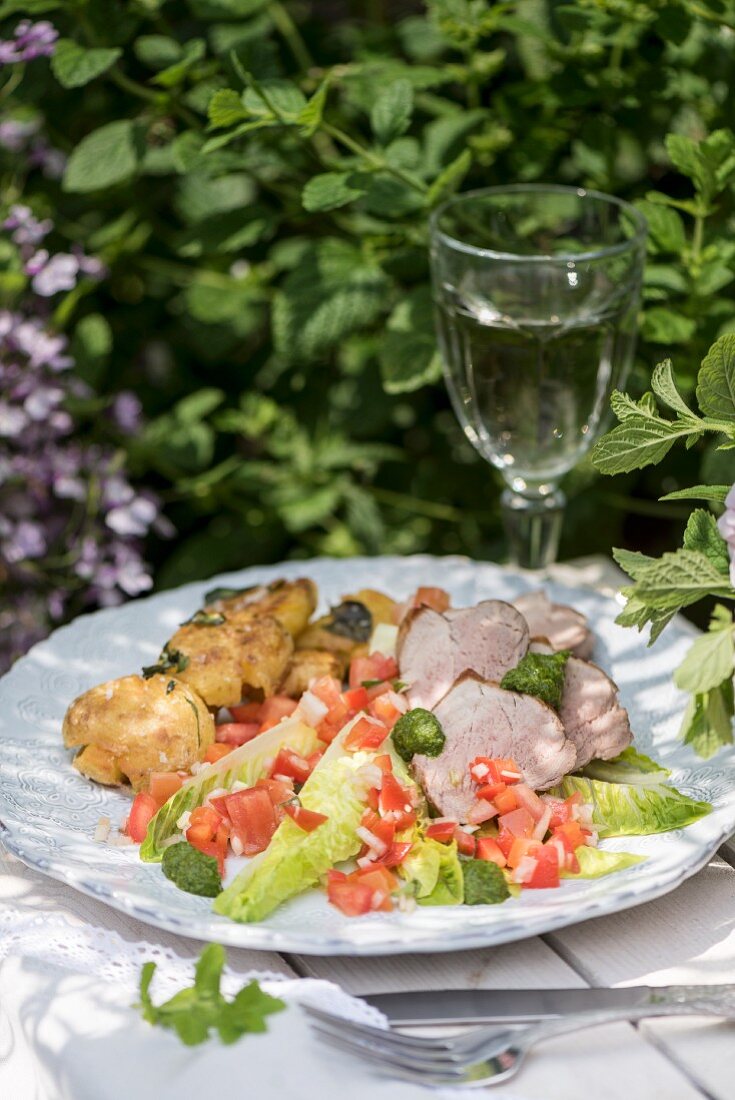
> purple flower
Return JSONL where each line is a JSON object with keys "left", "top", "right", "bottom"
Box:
{"left": 106, "top": 496, "right": 158, "bottom": 538}
{"left": 3, "top": 519, "right": 46, "bottom": 562}
{"left": 12, "top": 320, "right": 71, "bottom": 370}
{"left": 25, "top": 248, "right": 48, "bottom": 276}
{"left": 27, "top": 139, "right": 66, "bottom": 179}
{"left": 31, "top": 252, "right": 79, "bottom": 296}
{"left": 0, "top": 402, "right": 27, "bottom": 437}
{"left": 716, "top": 484, "right": 735, "bottom": 588}
{"left": 10, "top": 20, "right": 57, "bottom": 62}
{"left": 24, "top": 385, "right": 64, "bottom": 420}
{"left": 4, "top": 204, "right": 52, "bottom": 247}
{"left": 0, "top": 119, "right": 39, "bottom": 151}
{"left": 110, "top": 392, "right": 142, "bottom": 434}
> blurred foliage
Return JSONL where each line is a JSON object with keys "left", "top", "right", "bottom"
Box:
{"left": 3, "top": 0, "right": 735, "bottom": 588}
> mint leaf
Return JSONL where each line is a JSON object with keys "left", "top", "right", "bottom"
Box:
{"left": 674, "top": 608, "right": 734, "bottom": 694}
{"left": 371, "top": 79, "right": 413, "bottom": 146}
{"left": 696, "top": 334, "right": 735, "bottom": 423}
{"left": 641, "top": 308, "right": 697, "bottom": 345}
{"left": 682, "top": 509, "right": 731, "bottom": 575}
{"left": 152, "top": 38, "right": 206, "bottom": 88}
{"left": 138, "top": 945, "right": 285, "bottom": 1047}
{"left": 635, "top": 200, "right": 686, "bottom": 254}
{"left": 208, "top": 88, "right": 248, "bottom": 129}
{"left": 51, "top": 39, "right": 121, "bottom": 88}
{"left": 379, "top": 285, "right": 442, "bottom": 394}
{"left": 63, "top": 120, "right": 142, "bottom": 193}
{"left": 425, "top": 148, "right": 472, "bottom": 207}
{"left": 679, "top": 678, "right": 734, "bottom": 759}
{"left": 651, "top": 359, "right": 697, "bottom": 420}
{"left": 134, "top": 35, "right": 183, "bottom": 70}
{"left": 615, "top": 548, "right": 734, "bottom": 613}
{"left": 591, "top": 414, "right": 697, "bottom": 475}
{"left": 660, "top": 485, "right": 731, "bottom": 503}
{"left": 242, "top": 78, "right": 306, "bottom": 120}
{"left": 302, "top": 172, "right": 365, "bottom": 212}
{"left": 296, "top": 76, "right": 330, "bottom": 137}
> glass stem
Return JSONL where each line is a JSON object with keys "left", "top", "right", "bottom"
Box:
{"left": 501, "top": 486, "right": 566, "bottom": 570}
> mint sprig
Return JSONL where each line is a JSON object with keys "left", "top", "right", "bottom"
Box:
{"left": 138, "top": 944, "right": 285, "bottom": 1046}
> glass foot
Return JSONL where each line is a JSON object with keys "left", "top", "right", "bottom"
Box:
{"left": 501, "top": 486, "right": 566, "bottom": 570}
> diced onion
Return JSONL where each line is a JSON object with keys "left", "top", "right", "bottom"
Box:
{"left": 513, "top": 855, "right": 538, "bottom": 884}
{"left": 383, "top": 689, "right": 409, "bottom": 714}
{"left": 297, "top": 690, "right": 329, "bottom": 727}
{"left": 356, "top": 826, "right": 388, "bottom": 857}
{"left": 467, "top": 801, "right": 498, "bottom": 825}
{"left": 471, "top": 762, "right": 489, "bottom": 780}
{"left": 204, "top": 787, "right": 229, "bottom": 806}
{"left": 357, "top": 854, "right": 376, "bottom": 869}
{"left": 532, "top": 806, "right": 552, "bottom": 842}
{"left": 93, "top": 817, "right": 111, "bottom": 843}
{"left": 230, "top": 834, "right": 244, "bottom": 857}
{"left": 370, "top": 890, "right": 388, "bottom": 910}
{"left": 108, "top": 834, "right": 135, "bottom": 848}
{"left": 500, "top": 769, "right": 522, "bottom": 781}
{"left": 176, "top": 810, "right": 192, "bottom": 831}
{"left": 159, "top": 834, "right": 185, "bottom": 850}
{"left": 369, "top": 623, "right": 399, "bottom": 658}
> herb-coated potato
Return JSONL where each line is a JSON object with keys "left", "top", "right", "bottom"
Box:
{"left": 168, "top": 614, "right": 294, "bottom": 708}
{"left": 205, "top": 578, "right": 317, "bottom": 639}
{"left": 62, "top": 674, "right": 214, "bottom": 791}
{"left": 296, "top": 588, "right": 398, "bottom": 659}
{"left": 279, "top": 648, "right": 345, "bottom": 697}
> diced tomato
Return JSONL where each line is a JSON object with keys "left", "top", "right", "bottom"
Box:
{"left": 127, "top": 793, "right": 158, "bottom": 843}
{"left": 549, "top": 834, "right": 580, "bottom": 874}
{"left": 454, "top": 827, "right": 477, "bottom": 857}
{"left": 307, "top": 749, "right": 324, "bottom": 769}
{"left": 189, "top": 805, "right": 223, "bottom": 833}
{"left": 507, "top": 836, "right": 541, "bottom": 869}
{"left": 494, "top": 787, "right": 519, "bottom": 815}
{"left": 344, "top": 716, "right": 389, "bottom": 752}
{"left": 148, "top": 772, "right": 184, "bottom": 807}
{"left": 380, "top": 841, "right": 413, "bottom": 868}
{"left": 545, "top": 791, "right": 583, "bottom": 830}
{"left": 258, "top": 695, "right": 298, "bottom": 731}
{"left": 229, "top": 701, "right": 263, "bottom": 723}
{"left": 316, "top": 715, "right": 344, "bottom": 744}
{"left": 317, "top": 698, "right": 350, "bottom": 744}
{"left": 378, "top": 773, "right": 416, "bottom": 830}
{"left": 553, "top": 820, "right": 587, "bottom": 852}
{"left": 373, "top": 753, "right": 393, "bottom": 775}
{"left": 495, "top": 826, "right": 515, "bottom": 859}
{"left": 425, "top": 820, "right": 457, "bottom": 843}
{"left": 368, "top": 693, "right": 402, "bottom": 729}
{"left": 467, "top": 800, "right": 499, "bottom": 825}
{"left": 270, "top": 747, "right": 312, "bottom": 784}
{"left": 310, "top": 676, "right": 343, "bottom": 708}
{"left": 360, "top": 809, "right": 396, "bottom": 851}
{"left": 525, "top": 843, "right": 559, "bottom": 889}
{"left": 224, "top": 787, "right": 277, "bottom": 856}
{"left": 413, "top": 586, "right": 450, "bottom": 613}
{"left": 355, "top": 865, "right": 397, "bottom": 909}
{"left": 364, "top": 680, "right": 392, "bottom": 703}
{"left": 512, "top": 783, "right": 546, "bottom": 823}
{"left": 342, "top": 685, "right": 369, "bottom": 711}
{"left": 255, "top": 777, "right": 295, "bottom": 808}
{"left": 470, "top": 757, "right": 522, "bottom": 787}
{"left": 498, "top": 806, "right": 535, "bottom": 839}
{"left": 366, "top": 786, "right": 380, "bottom": 811}
{"left": 215, "top": 722, "right": 260, "bottom": 746}
{"left": 477, "top": 781, "right": 507, "bottom": 802}
{"left": 476, "top": 836, "right": 507, "bottom": 867}
{"left": 349, "top": 653, "right": 398, "bottom": 690}
{"left": 283, "top": 802, "right": 328, "bottom": 832}
{"left": 187, "top": 820, "right": 229, "bottom": 874}
{"left": 204, "top": 743, "right": 233, "bottom": 764}
{"left": 327, "top": 872, "right": 374, "bottom": 917}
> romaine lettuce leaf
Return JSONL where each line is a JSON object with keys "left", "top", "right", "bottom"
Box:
{"left": 551, "top": 775, "right": 710, "bottom": 837}
{"left": 561, "top": 846, "right": 645, "bottom": 879}
{"left": 399, "top": 837, "right": 463, "bottom": 906}
{"left": 214, "top": 720, "right": 370, "bottom": 922}
{"left": 140, "top": 718, "right": 319, "bottom": 861}
{"left": 579, "top": 747, "right": 670, "bottom": 785}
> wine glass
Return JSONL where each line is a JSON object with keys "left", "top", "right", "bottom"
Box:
{"left": 429, "top": 184, "right": 647, "bottom": 570}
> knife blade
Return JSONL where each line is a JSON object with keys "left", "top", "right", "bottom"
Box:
{"left": 361, "top": 986, "right": 678, "bottom": 1025}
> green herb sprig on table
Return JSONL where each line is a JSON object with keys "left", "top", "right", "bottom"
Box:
{"left": 138, "top": 943, "right": 285, "bottom": 1046}
{"left": 593, "top": 337, "right": 735, "bottom": 759}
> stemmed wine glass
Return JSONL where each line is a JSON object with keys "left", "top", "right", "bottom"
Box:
{"left": 429, "top": 185, "right": 647, "bottom": 570}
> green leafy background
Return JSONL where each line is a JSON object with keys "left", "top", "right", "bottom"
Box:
{"left": 5, "top": 0, "right": 735, "bottom": 591}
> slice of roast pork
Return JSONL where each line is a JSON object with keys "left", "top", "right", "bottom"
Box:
{"left": 513, "top": 590, "right": 594, "bottom": 659}
{"left": 413, "top": 674, "right": 577, "bottom": 821}
{"left": 559, "top": 657, "right": 632, "bottom": 768}
{"left": 398, "top": 600, "right": 529, "bottom": 711}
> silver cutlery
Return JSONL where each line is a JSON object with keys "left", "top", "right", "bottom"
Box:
{"left": 303, "top": 986, "right": 735, "bottom": 1088}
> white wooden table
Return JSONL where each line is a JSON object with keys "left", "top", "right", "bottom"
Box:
{"left": 2, "top": 558, "right": 734, "bottom": 1100}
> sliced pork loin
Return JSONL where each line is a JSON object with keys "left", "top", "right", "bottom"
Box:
{"left": 413, "top": 674, "right": 577, "bottom": 822}
{"left": 560, "top": 657, "right": 632, "bottom": 768}
{"left": 398, "top": 600, "right": 529, "bottom": 711}
{"left": 513, "top": 590, "right": 594, "bottom": 659}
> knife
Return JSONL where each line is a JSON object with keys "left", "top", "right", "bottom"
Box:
{"left": 361, "top": 986, "right": 705, "bottom": 1025}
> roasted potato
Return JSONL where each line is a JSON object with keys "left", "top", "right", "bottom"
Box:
{"left": 279, "top": 648, "right": 345, "bottom": 697}
{"left": 296, "top": 588, "right": 398, "bottom": 660}
{"left": 204, "top": 578, "right": 317, "bottom": 638}
{"left": 63, "top": 674, "right": 214, "bottom": 791}
{"left": 167, "top": 614, "right": 294, "bottom": 708}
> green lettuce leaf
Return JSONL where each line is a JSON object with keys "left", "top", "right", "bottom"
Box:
{"left": 140, "top": 718, "right": 319, "bottom": 861}
{"left": 551, "top": 775, "right": 711, "bottom": 837}
{"left": 561, "top": 846, "right": 645, "bottom": 879}
{"left": 579, "top": 747, "right": 671, "bottom": 785}
{"left": 399, "top": 837, "right": 463, "bottom": 906}
{"left": 214, "top": 721, "right": 370, "bottom": 922}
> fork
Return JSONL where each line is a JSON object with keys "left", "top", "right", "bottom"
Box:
{"left": 303, "top": 986, "right": 735, "bottom": 1088}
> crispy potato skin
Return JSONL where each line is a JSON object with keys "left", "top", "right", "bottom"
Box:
{"left": 62, "top": 674, "right": 214, "bottom": 791}
{"left": 279, "top": 648, "right": 345, "bottom": 697}
{"left": 295, "top": 588, "right": 397, "bottom": 659}
{"left": 169, "top": 615, "right": 294, "bottom": 707}
{"left": 209, "top": 579, "right": 317, "bottom": 639}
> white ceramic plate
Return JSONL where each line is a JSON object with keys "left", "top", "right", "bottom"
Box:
{"left": 1, "top": 555, "right": 733, "bottom": 955}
